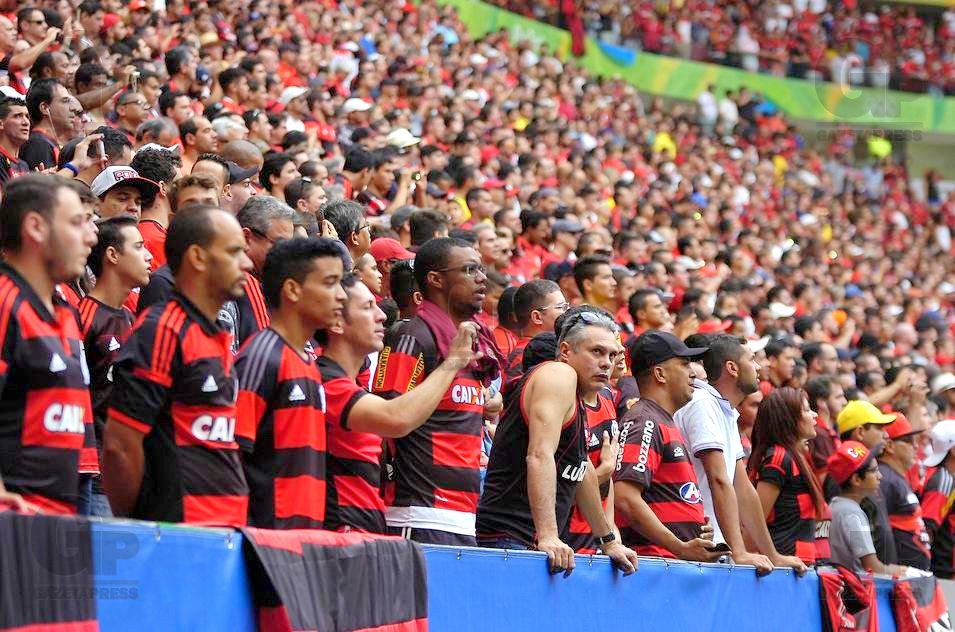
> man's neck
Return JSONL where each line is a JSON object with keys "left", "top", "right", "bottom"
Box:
{"left": 32, "top": 121, "right": 55, "bottom": 139}
{"left": 552, "top": 243, "right": 570, "bottom": 258}
{"left": 642, "top": 388, "right": 678, "bottom": 416}
{"left": 176, "top": 280, "right": 225, "bottom": 324}
{"left": 323, "top": 338, "right": 369, "bottom": 378}
{"left": 0, "top": 136, "right": 22, "bottom": 157}
{"left": 141, "top": 199, "right": 171, "bottom": 227}
{"left": 769, "top": 369, "right": 786, "bottom": 387}
{"left": 269, "top": 311, "right": 313, "bottom": 358}
{"left": 879, "top": 457, "right": 907, "bottom": 478}
{"left": 710, "top": 378, "right": 742, "bottom": 407}
{"left": 584, "top": 295, "right": 615, "bottom": 313}
{"left": 88, "top": 272, "right": 133, "bottom": 309}
{"left": 5, "top": 254, "right": 55, "bottom": 313}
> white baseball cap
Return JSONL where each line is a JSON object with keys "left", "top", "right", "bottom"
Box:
{"left": 924, "top": 420, "right": 955, "bottom": 467}
{"left": 769, "top": 302, "right": 797, "bottom": 319}
{"left": 386, "top": 128, "right": 420, "bottom": 149}
{"left": 91, "top": 166, "right": 159, "bottom": 199}
{"left": 932, "top": 372, "right": 955, "bottom": 396}
{"left": 341, "top": 97, "right": 371, "bottom": 114}
{"left": 278, "top": 86, "right": 309, "bottom": 106}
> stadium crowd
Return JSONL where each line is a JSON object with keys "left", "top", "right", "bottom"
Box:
{"left": 494, "top": 0, "right": 955, "bottom": 95}
{"left": 0, "top": 0, "right": 952, "bottom": 582}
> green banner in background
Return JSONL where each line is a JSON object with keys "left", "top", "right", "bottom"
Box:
{"left": 439, "top": 0, "right": 955, "bottom": 135}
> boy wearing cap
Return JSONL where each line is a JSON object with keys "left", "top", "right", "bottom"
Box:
{"left": 877, "top": 414, "right": 930, "bottom": 569}
{"left": 828, "top": 441, "right": 912, "bottom": 576}
{"left": 921, "top": 420, "right": 955, "bottom": 578}
{"left": 91, "top": 166, "right": 160, "bottom": 221}
{"left": 613, "top": 332, "right": 722, "bottom": 562}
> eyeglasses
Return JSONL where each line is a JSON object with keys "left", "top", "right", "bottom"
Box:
{"left": 538, "top": 301, "right": 570, "bottom": 313}
{"left": 120, "top": 99, "right": 148, "bottom": 108}
{"left": 357, "top": 223, "right": 371, "bottom": 233}
{"left": 437, "top": 263, "right": 486, "bottom": 277}
{"left": 249, "top": 227, "right": 279, "bottom": 246}
{"left": 894, "top": 435, "right": 919, "bottom": 446}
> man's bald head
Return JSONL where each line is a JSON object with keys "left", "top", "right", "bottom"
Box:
{"left": 222, "top": 140, "right": 264, "bottom": 172}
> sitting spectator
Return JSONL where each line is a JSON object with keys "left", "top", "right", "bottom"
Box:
{"left": 828, "top": 441, "right": 912, "bottom": 577}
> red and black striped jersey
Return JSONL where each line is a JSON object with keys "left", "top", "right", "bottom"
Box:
{"left": 613, "top": 398, "right": 705, "bottom": 557}
{"left": 563, "top": 387, "right": 618, "bottom": 553}
{"left": 78, "top": 296, "right": 134, "bottom": 451}
{"left": 0, "top": 263, "right": 93, "bottom": 514}
{"left": 922, "top": 466, "right": 955, "bottom": 578}
{"left": 236, "top": 328, "right": 327, "bottom": 530}
{"left": 880, "top": 463, "right": 932, "bottom": 570}
{"left": 372, "top": 315, "right": 485, "bottom": 536}
{"left": 108, "top": 292, "right": 248, "bottom": 526}
{"left": 503, "top": 336, "right": 530, "bottom": 384}
{"left": 477, "top": 362, "right": 589, "bottom": 546}
{"left": 138, "top": 219, "right": 166, "bottom": 271}
{"left": 220, "top": 273, "right": 270, "bottom": 354}
{"left": 318, "top": 356, "right": 387, "bottom": 534}
{"left": 751, "top": 445, "right": 817, "bottom": 564}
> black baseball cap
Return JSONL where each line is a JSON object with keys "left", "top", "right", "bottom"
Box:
{"left": 227, "top": 161, "right": 258, "bottom": 184}
{"left": 628, "top": 331, "right": 708, "bottom": 374}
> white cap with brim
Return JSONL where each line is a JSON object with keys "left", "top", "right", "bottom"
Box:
{"left": 279, "top": 86, "right": 309, "bottom": 106}
{"left": 769, "top": 302, "right": 797, "bottom": 319}
{"left": 746, "top": 336, "right": 770, "bottom": 354}
{"left": 91, "top": 166, "right": 160, "bottom": 199}
{"left": 342, "top": 98, "right": 372, "bottom": 114}
{"left": 931, "top": 372, "right": 955, "bottom": 396}
{"left": 924, "top": 420, "right": 955, "bottom": 467}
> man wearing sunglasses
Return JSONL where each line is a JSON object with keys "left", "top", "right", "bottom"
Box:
{"left": 877, "top": 413, "right": 930, "bottom": 570}
{"left": 477, "top": 308, "right": 638, "bottom": 577}
{"left": 114, "top": 91, "right": 150, "bottom": 145}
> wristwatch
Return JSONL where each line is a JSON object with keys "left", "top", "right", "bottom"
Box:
{"left": 596, "top": 531, "right": 616, "bottom": 546}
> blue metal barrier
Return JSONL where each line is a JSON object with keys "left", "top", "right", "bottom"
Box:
{"left": 90, "top": 521, "right": 900, "bottom": 631}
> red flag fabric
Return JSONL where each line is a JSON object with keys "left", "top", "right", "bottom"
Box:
{"left": 892, "top": 575, "right": 951, "bottom": 632}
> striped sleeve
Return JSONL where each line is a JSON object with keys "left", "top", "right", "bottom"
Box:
{"left": 756, "top": 445, "right": 790, "bottom": 488}
{"left": 0, "top": 276, "right": 19, "bottom": 388}
{"left": 371, "top": 333, "right": 426, "bottom": 400}
{"left": 235, "top": 330, "right": 280, "bottom": 452}
{"left": 107, "top": 304, "right": 183, "bottom": 433}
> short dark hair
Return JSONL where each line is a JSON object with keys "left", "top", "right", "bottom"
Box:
{"left": 497, "top": 285, "right": 519, "bottom": 333}
{"left": 802, "top": 342, "right": 824, "bottom": 368}
{"left": 0, "top": 174, "right": 71, "bottom": 251}
{"left": 343, "top": 146, "right": 373, "bottom": 173}
{"left": 390, "top": 259, "right": 418, "bottom": 312}
{"left": 164, "top": 46, "right": 192, "bottom": 77}
{"left": 520, "top": 209, "right": 546, "bottom": 233}
{"left": 794, "top": 316, "right": 818, "bottom": 338}
{"left": 284, "top": 177, "right": 318, "bottom": 208}
{"left": 159, "top": 90, "right": 187, "bottom": 117}
{"left": 413, "top": 237, "right": 470, "bottom": 300}
{"left": 409, "top": 209, "right": 449, "bottom": 247}
{"left": 130, "top": 147, "right": 180, "bottom": 192}
{"left": 29, "top": 52, "right": 56, "bottom": 81}
{"left": 805, "top": 376, "right": 833, "bottom": 412}
{"left": 165, "top": 204, "right": 222, "bottom": 275}
{"left": 25, "top": 77, "right": 61, "bottom": 125}
{"left": 260, "top": 152, "right": 294, "bottom": 190}
{"left": 218, "top": 67, "right": 248, "bottom": 93}
{"left": 628, "top": 288, "right": 661, "bottom": 322}
{"left": 262, "top": 237, "right": 347, "bottom": 309}
{"left": 702, "top": 334, "right": 747, "bottom": 382}
{"left": 573, "top": 255, "right": 610, "bottom": 295}
{"left": 179, "top": 117, "right": 201, "bottom": 145}
{"left": 194, "top": 152, "right": 230, "bottom": 185}
{"left": 88, "top": 216, "right": 138, "bottom": 277}
{"left": 0, "top": 97, "right": 26, "bottom": 119}
{"left": 167, "top": 173, "right": 219, "bottom": 214}
{"left": 765, "top": 338, "right": 795, "bottom": 359}
{"left": 514, "top": 279, "right": 560, "bottom": 329}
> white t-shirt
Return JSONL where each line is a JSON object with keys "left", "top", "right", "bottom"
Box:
{"left": 674, "top": 380, "right": 745, "bottom": 544}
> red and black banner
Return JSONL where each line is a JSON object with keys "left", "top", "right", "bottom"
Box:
{"left": 892, "top": 574, "right": 951, "bottom": 632}
{"left": 818, "top": 566, "right": 877, "bottom": 632}
{"left": 0, "top": 509, "right": 98, "bottom": 631}
{"left": 242, "top": 528, "right": 428, "bottom": 632}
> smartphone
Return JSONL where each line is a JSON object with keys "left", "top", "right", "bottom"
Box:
{"left": 95, "top": 139, "right": 106, "bottom": 161}
{"left": 710, "top": 542, "right": 731, "bottom": 553}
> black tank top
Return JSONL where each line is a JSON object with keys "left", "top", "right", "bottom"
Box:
{"left": 476, "top": 362, "right": 589, "bottom": 546}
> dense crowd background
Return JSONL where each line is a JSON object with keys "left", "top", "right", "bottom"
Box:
{"left": 494, "top": 0, "right": 955, "bottom": 95}
{"left": 0, "top": 0, "right": 953, "bottom": 585}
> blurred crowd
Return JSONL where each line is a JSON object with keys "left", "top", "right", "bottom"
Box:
{"left": 494, "top": 0, "right": 955, "bottom": 95}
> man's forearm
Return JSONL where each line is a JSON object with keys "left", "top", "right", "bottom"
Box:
{"left": 708, "top": 475, "right": 747, "bottom": 552}
{"left": 527, "top": 453, "right": 560, "bottom": 539}
{"left": 101, "top": 432, "right": 144, "bottom": 517}
{"left": 615, "top": 485, "right": 684, "bottom": 553}
{"left": 736, "top": 477, "right": 777, "bottom": 555}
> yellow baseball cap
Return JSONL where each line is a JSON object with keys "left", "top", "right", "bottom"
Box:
{"left": 837, "top": 400, "right": 897, "bottom": 436}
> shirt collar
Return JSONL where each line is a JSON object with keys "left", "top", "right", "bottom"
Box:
{"left": 696, "top": 379, "right": 739, "bottom": 418}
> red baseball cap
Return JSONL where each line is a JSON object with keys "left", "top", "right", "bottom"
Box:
{"left": 827, "top": 441, "right": 876, "bottom": 486}
{"left": 697, "top": 319, "right": 732, "bottom": 334}
{"left": 369, "top": 238, "right": 414, "bottom": 263}
{"left": 885, "top": 412, "right": 922, "bottom": 441}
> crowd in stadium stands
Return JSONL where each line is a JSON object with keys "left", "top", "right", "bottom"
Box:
{"left": 0, "top": 0, "right": 953, "bottom": 583}
{"left": 493, "top": 0, "right": 955, "bottom": 95}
